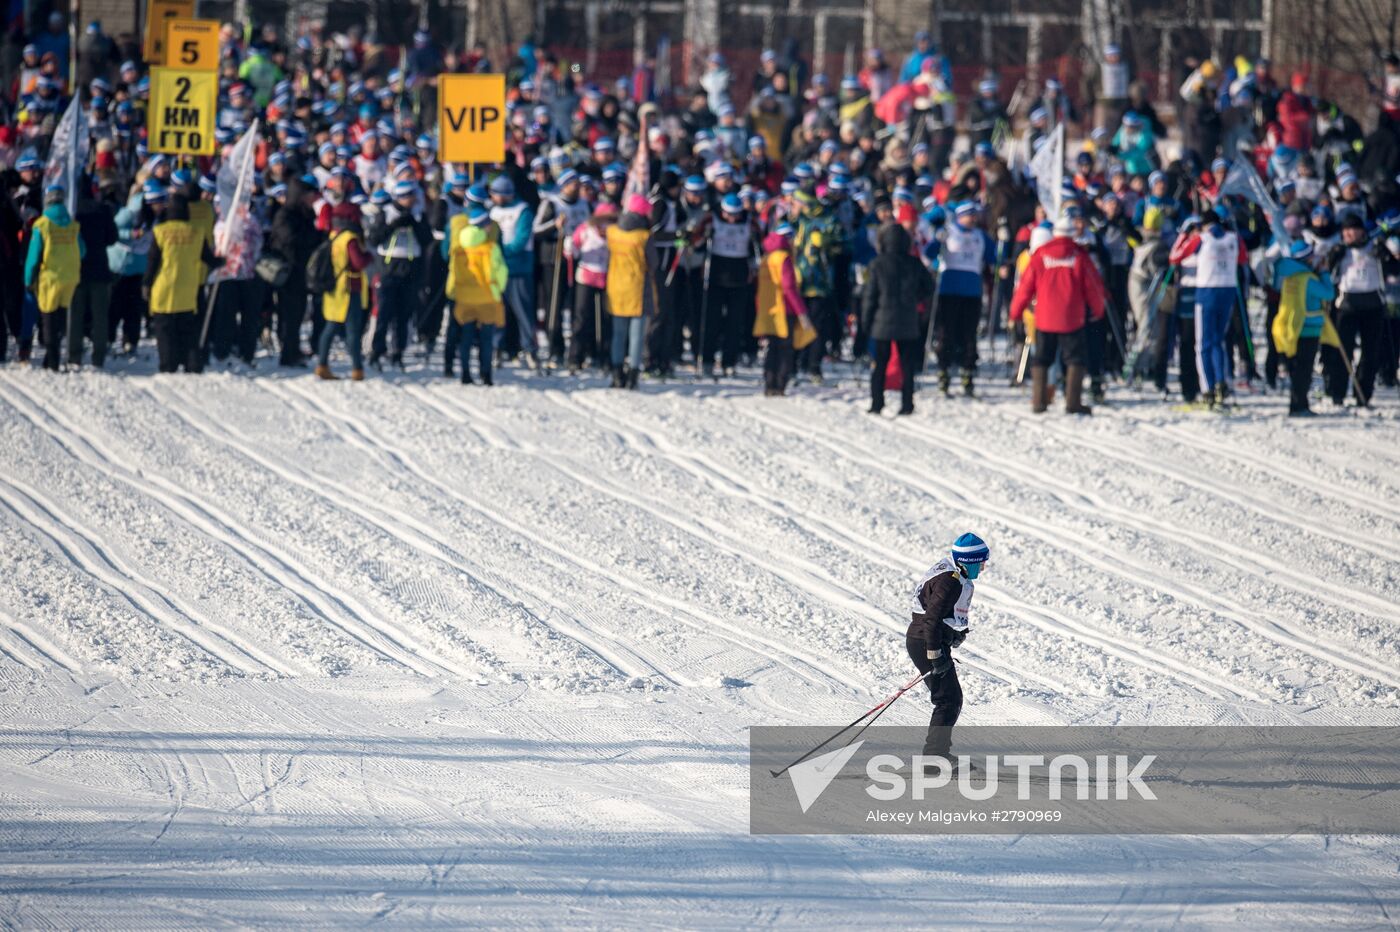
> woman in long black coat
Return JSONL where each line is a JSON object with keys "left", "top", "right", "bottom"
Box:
{"left": 861, "top": 223, "right": 935, "bottom": 414}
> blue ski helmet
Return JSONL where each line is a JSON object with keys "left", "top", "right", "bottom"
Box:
{"left": 951, "top": 533, "right": 989, "bottom": 578}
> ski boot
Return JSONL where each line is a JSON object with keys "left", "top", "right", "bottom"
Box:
{"left": 961, "top": 372, "right": 975, "bottom": 397}
{"left": 938, "top": 370, "right": 951, "bottom": 397}
{"left": 1065, "top": 365, "right": 1093, "bottom": 415}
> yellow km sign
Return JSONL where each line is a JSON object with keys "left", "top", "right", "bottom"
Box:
{"left": 143, "top": 0, "right": 195, "bottom": 65}
{"left": 164, "top": 18, "right": 221, "bottom": 70}
{"left": 148, "top": 67, "right": 218, "bottom": 156}
{"left": 438, "top": 74, "right": 506, "bottom": 165}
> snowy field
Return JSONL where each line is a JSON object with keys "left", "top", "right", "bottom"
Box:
{"left": 1, "top": 358, "right": 1398, "bottom": 927}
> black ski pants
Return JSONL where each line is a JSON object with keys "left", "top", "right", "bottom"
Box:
{"left": 906, "top": 634, "right": 962, "bottom": 758}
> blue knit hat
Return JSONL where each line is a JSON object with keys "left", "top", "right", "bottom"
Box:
{"left": 950, "top": 533, "right": 990, "bottom": 565}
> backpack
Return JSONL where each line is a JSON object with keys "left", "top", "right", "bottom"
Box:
{"left": 305, "top": 236, "right": 337, "bottom": 294}
{"left": 794, "top": 210, "right": 834, "bottom": 297}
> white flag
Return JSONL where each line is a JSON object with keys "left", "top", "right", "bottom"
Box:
{"left": 1028, "top": 123, "right": 1065, "bottom": 217}
{"left": 215, "top": 120, "right": 259, "bottom": 253}
{"left": 1219, "top": 158, "right": 1287, "bottom": 244}
{"left": 43, "top": 95, "right": 88, "bottom": 215}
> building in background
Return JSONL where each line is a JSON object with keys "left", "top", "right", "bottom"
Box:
{"left": 24, "top": 0, "right": 1394, "bottom": 114}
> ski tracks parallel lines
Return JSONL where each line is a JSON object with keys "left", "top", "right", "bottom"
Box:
{"left": 565, "top": 390, "right": 1251, "bottom": 702}
{"left": 0, "top": 473, "right": 284, "bottom": 677}
{"left": 1150, "top": 422, "right": 1400, "bottom": 528}
{"left": 993, "top": 406, "right": 1400, "bottom": 561}
{"left": 0, "top": 373, "right": 465, "bottom": 681}
{"left": 154, "top": 379, "right": 682, "bottom": 689}
{"left": 739, "top": 403, "right": 1394, "bottom": 697}
{"left": 757, "top": 401, "right": 1400, "bottom": 691}
{"left": 267, "top": 379, "right": 866, "bottom": 696}
{"left": 891, "top": 416, "right": 1400, "bottom": 622}
{"left": 545, "top": 389, "right": 1066, "bottom": 696}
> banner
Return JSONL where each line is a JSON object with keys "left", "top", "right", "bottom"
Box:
{"left": 43, "top": 95, "right": 87, "bottom": 216}
{"left": 148, "top": 67, "right": 218, "bottom": 156}
{"left": 215, "top": 120, "right": 259, "bottom": 250}
{"left": 1028, "top": 123, "right": 1065, "bottom": 217}
{"left": 1219, "top": 158, "right": 1287, "bottom": 245}
{"left": 438, "top": 74, "right": 506, "bottom": 165}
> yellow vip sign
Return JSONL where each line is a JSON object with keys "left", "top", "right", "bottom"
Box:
{"left": 143, "top": 0, "right": 195, "bottom": 65}
{"left": 438, "top": 74, "right": 506, "bottom": 164}
{"left": 164, "top": 18, "right": 221, "bottom": 70}
{"left": 148, "top": 67, "right": 218, "bottom": 156}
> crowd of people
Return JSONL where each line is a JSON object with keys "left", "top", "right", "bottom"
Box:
{"left": 3, "top": 18, "right": 1400, "bottom": 416}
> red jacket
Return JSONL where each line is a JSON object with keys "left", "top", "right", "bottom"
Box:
{"left": 1276, "top": 91, "right": 1315, "bottom": 151}
{"left": 1010, "top": 237, "right": 1106, "bottom": 334}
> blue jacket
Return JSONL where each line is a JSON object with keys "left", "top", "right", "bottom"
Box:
{"left": 24, "top": 204, "right": 85, "bottom": 288}
{"left": 108, "top": 192, "right": 150, "bottom": 277}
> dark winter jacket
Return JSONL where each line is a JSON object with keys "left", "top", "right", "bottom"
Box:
{"left": 906, "top": 566, "right": 965, "bottom": 652}
{"left": 861, "top": 224, "right": 934, "bottom": 341}
{"left": 75, "top": 195, "right": 118, "bottom": 282}
{"left": 267, "top": 179, "right": 321, "bottom": 289}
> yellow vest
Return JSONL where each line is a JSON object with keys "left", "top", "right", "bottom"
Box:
{"left": 605, "top": 226, "right": 652, "bottom": 319}
{"left": 33, "top": 215, "right": 81, "bottom": 313}
{"left": 189, "top": 199, "right": 216, "bottom": 278}
{"left": 150, "top": 220, "right": 205, "bottom": 314}
{"left": 445, "top": 213, "right": 469, "bottom": 296}
{"left": 753, "top": 249, "right": 790, "bottom": 339}
{"left": 322, "top": 230, "right": 369, "bottom": 324}
{"left": 452, "top": 241, "right": 506, "bottom": 326}
{"left": 1015, "top": 249, "right": 1036, "bottom": 341}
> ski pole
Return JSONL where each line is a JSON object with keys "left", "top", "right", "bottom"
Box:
{"left": 1320, "top": 306, "right": 1369, "bottom": 405}
{"left": 695, "top": 249, "right": 712, "bottom": 377}
{"left": 768, "top": 668, "right": 936, "bottom": 779}
{"left": 1015, "top": 334, "right": 1032, "bottom": 385}
{"left": 546, "top": 235, "right": 564, "bottom": 359}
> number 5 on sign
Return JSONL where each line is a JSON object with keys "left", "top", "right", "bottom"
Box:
{"left": 164, "top": 19, "right": 221, "bottom": 70}
{"left": 143, "top": 0, "right": 195, "bottom": 64}
{"left": 148, "top": 67, "right": 218, "bottom": 156}
{"left": 438, "top": 74, "right": 506, "bottom": 164}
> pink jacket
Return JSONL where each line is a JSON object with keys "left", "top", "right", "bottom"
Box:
{"left": 571, "top": 223, "right": 609, "bottom": 289}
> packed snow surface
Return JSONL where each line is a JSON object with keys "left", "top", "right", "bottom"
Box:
{"left": 1, "top": 362, "right": 1398, "bottom": 926}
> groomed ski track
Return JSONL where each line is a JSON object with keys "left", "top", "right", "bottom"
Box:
{"left": 0, "top": 363, "right": 1397, "bottom": 927}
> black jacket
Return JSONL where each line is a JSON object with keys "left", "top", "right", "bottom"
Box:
{"left": 907, "top": 569, "right": 964, "bottom": 651}
{"left": 267, "top": 179, "right": 321, "bottom": 288}
{"left": 861, "top": 224, "right": 933, "bottom": 341}
{"left": 75, "top": 196, "right": 118, "bottom": 282}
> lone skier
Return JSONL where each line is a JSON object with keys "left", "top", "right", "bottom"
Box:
{"left": 906, "top": 533, "right": 989, "bottom": 770}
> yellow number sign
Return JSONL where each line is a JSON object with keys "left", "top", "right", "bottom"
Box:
{"left": 164, "top": 18, "right": 221, "bottom": 71}
{"left": 148, "top": 67, "right": 218, "bottom": 156}
{"left": 438, "top": 74, "right": 506, "bottom": 164}
{"left": 143, "top": 0, "right": 195, "bottom": 64}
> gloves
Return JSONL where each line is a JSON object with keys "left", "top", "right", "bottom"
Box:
{"left": 926, "top": 647, "right": 952, "bottom": 676}
{"left": 948, "top": 629, "right": 968, "bottom": 649}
